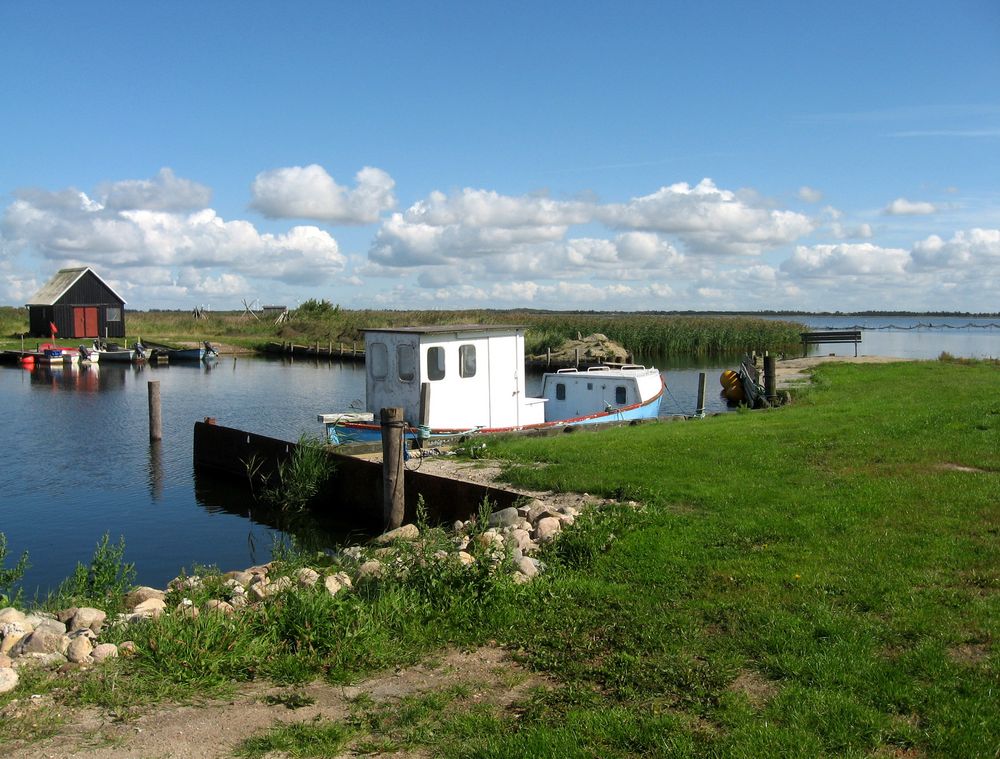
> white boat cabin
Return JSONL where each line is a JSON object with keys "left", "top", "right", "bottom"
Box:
{"left": 364, "top": 325, "right": 546, "bottom": 431}
{"left": 540, "top": 365, "right": 663, "bottom": 422}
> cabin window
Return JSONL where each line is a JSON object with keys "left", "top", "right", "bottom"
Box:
{"left": 615, "top": 386, "right": 627, "bottom": 404}
{"left": 370, "top": 342, "right": 388, "bottom": 380}
{"left": 459, "top": 344, "right": 476, "bottom": 378}
{"left": 106, "top": 307, "right": 121, "bottom": 322}
{"left": 397, "top": 344, "right": 415, "bottom": 382}
{"left": 555, "top": 383, "right": 566, "bottom": 401}
{"left": 426, "top": 346, "right": 446, "bottom": 381}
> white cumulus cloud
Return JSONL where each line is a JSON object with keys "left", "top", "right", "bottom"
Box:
{"left": 250, "top": 164, "right": 395, "bottom": 224}
{"left": 884, "top": 198, "right": 937, "bottom": 216}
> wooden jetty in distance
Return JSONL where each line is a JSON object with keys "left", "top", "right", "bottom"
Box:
{"left": 261, "top": 341, "right": 366, "bottom": 362}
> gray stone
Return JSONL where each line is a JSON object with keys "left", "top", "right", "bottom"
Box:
{"left": 91, "top": 643, "right": 119, "bottom": 662}
{"left": 68, "top": 607, "right": 106, "bottom": 633}
{"left": 12, "top": 628, "right": 69, "bottom": 657}
{"left": 13, "top": 652, "right": 67, "bottom": 669}
{"left": 487, "top": 507, "right": 520, "bottom": 528}
{"left": 30, "top": 617, "right": 67, "bottom": 636}
{"left": 266, "top": 576, "right": 294, "bottom": 596}
{"left": 66, "top": 636, "right": 93, "bottom": 663}
{"left": 0, "top": 667, "right": 18, "bottom": 694}
{"left": 374, "top": 523, "right": 420, "bottom": 544}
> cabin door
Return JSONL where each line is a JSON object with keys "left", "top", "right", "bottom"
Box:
{"left": 73, "top": 307, "right": 99, "bottom": 338}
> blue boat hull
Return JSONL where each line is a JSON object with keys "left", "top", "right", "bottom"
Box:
{"left": 323, "top": 380, "right": 664, "bottom": 445}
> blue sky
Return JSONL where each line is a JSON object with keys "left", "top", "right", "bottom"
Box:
{"left": 1, "top": 1, "right": 998, "bottom": 312}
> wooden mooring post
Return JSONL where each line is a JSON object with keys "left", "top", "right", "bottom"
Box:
{"left": 380, "top": 407, "right": 405, "bottom": 530}
{"left": 148, "top": 380, "right": 162, "bottom": 441}
{"left": 695, "top": 372, "right": 707, "bottom": 417}
{"left": 764, "top": 353, "right": 777, "bottom": 403}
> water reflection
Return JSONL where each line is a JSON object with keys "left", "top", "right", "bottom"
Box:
{"left": 192, "top": 468, "right": 373, "bottom": 556}
{"left": 148, "top": 439, "right": 164, "bottom": 501}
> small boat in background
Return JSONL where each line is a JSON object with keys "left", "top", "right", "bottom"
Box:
{"left": 148, "top": 341, "right": 219, "bottom": 363}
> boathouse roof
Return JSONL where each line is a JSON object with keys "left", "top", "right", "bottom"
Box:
{"left": 27, "top": 266, "right": 127, "bottom": 306}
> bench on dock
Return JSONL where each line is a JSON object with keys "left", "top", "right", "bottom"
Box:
{"left": 801, "top": 330, "right": 862, "bottom": 357}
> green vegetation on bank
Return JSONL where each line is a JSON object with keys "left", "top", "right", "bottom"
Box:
{"left": 0, "top": 303, "right": 804, "bottom": 356}
{"left": 2, "top": 359, "right": 997, "bottom": 757}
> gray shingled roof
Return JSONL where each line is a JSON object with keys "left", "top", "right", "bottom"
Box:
{"left": 27, "top": 267, "right": 127, "bottom": 306}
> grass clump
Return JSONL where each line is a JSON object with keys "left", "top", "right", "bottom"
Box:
{"left": 43, "top": 533, "right": 135, "bottom": 614}
{"left": 0, "top": 532, "right": 30, "bottom": 606}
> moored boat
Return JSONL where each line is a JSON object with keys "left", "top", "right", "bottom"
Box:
{"left": 318, "top": 325, "right": 664, "bottom": 445}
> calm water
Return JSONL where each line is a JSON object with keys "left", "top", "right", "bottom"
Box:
{"left": 2, "top": 320, "right": 996, "bottom": 595}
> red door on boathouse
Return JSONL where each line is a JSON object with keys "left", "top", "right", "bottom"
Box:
{"left": 73, "top": 307, "right": 99, "bottom": 338}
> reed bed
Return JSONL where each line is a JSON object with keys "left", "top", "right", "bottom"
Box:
{"left": 2, "top": 302, "right": 805, "bottom": 357}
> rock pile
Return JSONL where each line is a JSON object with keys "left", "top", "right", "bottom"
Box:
{"left": 0, "top": 496, "right": 593, "bottom": 692}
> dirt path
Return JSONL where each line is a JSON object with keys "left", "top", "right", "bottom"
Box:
{"left": 6, "top": 646, "right": 544, "bottom": 759}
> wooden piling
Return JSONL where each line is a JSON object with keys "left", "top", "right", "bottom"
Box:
{"left": 148, "top": 380, "right": 162, "bottom": 441}
{"left": 696, "top": 372, "right": 707, "bottom": 417}
{"left": 380, "top": 407, "right": 405, "bottom": 530}
{"left": 764, "top": 354, "right": 777, "bottom": 403}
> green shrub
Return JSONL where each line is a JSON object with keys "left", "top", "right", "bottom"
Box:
{"left": 0, "top": 532, "right": 30, "bottom": 607}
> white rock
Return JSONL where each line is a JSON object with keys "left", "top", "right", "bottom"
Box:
{"left": 456, "top": 551, "right": 476, "bottom": 566}
{"left": 357, "top": 560, "right": 385, "bottom": 580}
{"left": 131, "top": 598, "right": 166, "bottom": 619}
{"left": 534, "top": 516, "right": 562, "bottom": 542}
{"left": 0, "top": 608, "right": 28, "bottom": 625}
{"left": 516, "top": 557, "right": 540, "bottom": 578}
{"left": 204, "top": 599, "right": 235, "bottom": 615}
{"left": 0, "top": 667, "right": 19, "bottom": 694}
{"left": 91, "top": 643, "right": 118, "bottom": 662}
{"left": 296, "top": 568, "right": 320, "bottom": 587}
{"left": 124, "top": 587, "right": 166, "bottom": 610}
{"left": 68, "top": 607, "right": 106, "bottom": 633}
{"left": 66, "top": 636, "right": 93, "bottom": 663}
{"left": 375, "top": 524, "right": 420, "bottom": 544}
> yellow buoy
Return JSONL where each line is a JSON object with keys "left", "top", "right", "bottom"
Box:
{"left": 720, "top": 369, "right": 745, "bottom": 403}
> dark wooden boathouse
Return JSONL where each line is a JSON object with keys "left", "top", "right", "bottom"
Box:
{"left": 26, "top": 267, "right": 127, "bottom": 339}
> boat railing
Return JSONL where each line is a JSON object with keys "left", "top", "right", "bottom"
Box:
{"left": 554, "top": 363, "right": 648, "bottom": 374}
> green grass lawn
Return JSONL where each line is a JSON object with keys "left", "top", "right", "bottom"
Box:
{"left": 449, "top": 359, "right": 998, "bottom": 758}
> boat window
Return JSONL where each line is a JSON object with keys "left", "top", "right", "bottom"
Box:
{"left": 426, "top": 346, "right": 445, "bottom": 381}
{"left": 556, "top": 383, "right": 566, "bottom": 401}
{"left": 370, "top": 342, "right": 388, "bottom": 380}
{"left": 106, "top": 307, "right": 121, "bottom": 322}
{"left": 397, "top": 344, "right": 415, "bottom": 382}
{"left": 615, "top": 386, "right": 627, "bottom": 404}
{"left": 459, "top": 344, "right": 476, "bottom": 378}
